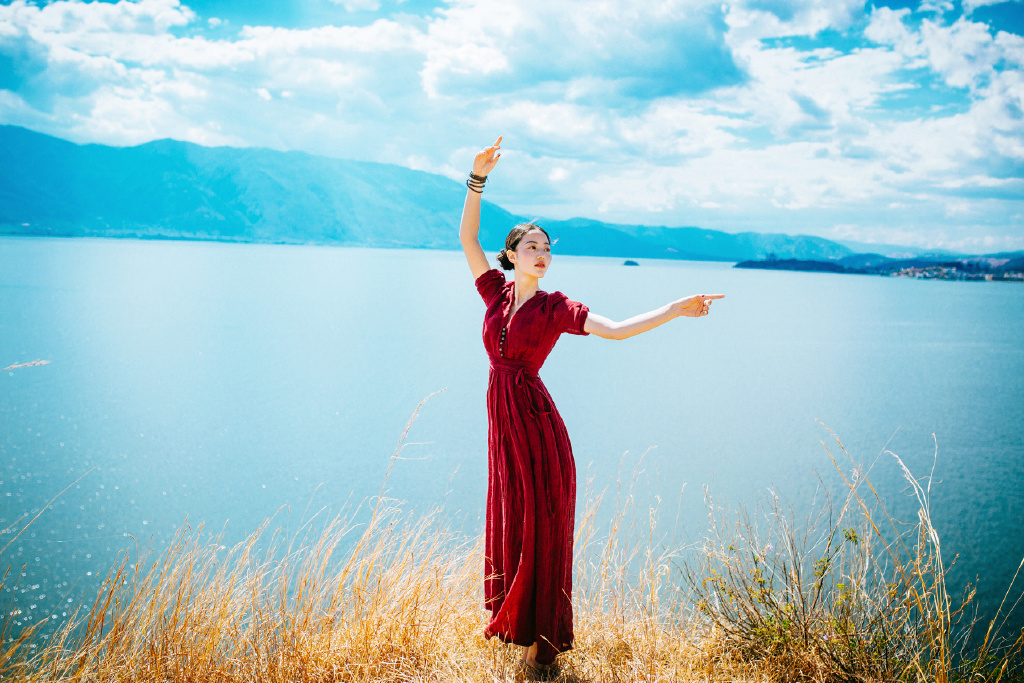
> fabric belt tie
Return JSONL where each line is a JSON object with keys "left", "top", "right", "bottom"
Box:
{"left": 489, "top": 357, "right": 550, "bottom": 417}
{"left": 489, "top": 356, "right": 556, "bottom": 516}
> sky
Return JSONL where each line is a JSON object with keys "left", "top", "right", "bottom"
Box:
{"left": 1, "top": 0, "right": 1022, "bottom": 252}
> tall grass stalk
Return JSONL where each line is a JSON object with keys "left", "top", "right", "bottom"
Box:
{"left": 684, "top": 428, "right": 1024, "bottom": 682}
{"left": 2, "top": 403, "right": 1021, "bottom": 682}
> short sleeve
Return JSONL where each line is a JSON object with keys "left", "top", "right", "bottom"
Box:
{"left": 553, "top": 293, "right": 590, "bottom": 336}
{"left": 475, "top": 268, "right": 506, "bottom": 306}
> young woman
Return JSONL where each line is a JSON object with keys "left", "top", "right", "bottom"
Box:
{"left": 460, "top": 137, "right": 723, "bottom": 675}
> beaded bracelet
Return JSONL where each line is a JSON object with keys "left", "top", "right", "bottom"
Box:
{"left": 467, "top": 172, "right": 487, "bottom": 194}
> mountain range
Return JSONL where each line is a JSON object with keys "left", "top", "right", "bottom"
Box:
{"left": 0, "top": 125, "right": 992, "bottom": 263}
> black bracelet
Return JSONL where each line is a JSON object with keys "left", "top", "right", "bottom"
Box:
{"left": 466, "top": 179, "right": 484, "bottom": 193}
{"left": 469, "top": 172, "right": 488, "bottom": 183}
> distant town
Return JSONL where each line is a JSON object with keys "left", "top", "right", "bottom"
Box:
{"left": 736, "top": 253, "right": 1024, "bottom": 282}
{"left": 890, "top": 265, "right": 1024, "bottom": 281}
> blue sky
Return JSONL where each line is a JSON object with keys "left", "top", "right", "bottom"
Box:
{"left": 1, "top": 0, "right": 1022, "bottom": 252}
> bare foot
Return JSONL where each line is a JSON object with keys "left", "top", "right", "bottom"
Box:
{"left": 521, "top": 643, "right": 554, "bottom": 675}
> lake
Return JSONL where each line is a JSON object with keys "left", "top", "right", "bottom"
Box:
{"left": 2, "top": 236, "right": 1023, "bottom": 637}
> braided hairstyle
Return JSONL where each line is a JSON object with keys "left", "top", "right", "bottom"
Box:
{"left": 497, "top": 223, "right": 551, "bottom": 270}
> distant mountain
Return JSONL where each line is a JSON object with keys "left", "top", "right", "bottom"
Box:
{"left": 0, "top": 124, "right": 518, "bottom": 251}
{"left": 837, "top": 253, "right": 899, "bottom": 269}
{"left": 0, "top": 125, "right": 873, "bottom": 261}
{"left": 832, "top": 238, "right": 962, "bottom": 260}
{"left": 540, "top": 217, "right": 854, "bottom": 262}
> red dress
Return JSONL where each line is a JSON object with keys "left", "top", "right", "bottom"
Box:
{"left": 475, "top": 268, "right": 590, "bottom": 666}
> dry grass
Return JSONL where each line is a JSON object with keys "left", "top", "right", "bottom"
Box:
{"left": 683, "top": 429, "right": 1024, "bottom": 682}
{"left": 2, "top": 401, "right": 1022, "bottom": 682}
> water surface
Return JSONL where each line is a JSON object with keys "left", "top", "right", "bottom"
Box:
{"left": 2, "top": 236, "right": 1022, "bottom": 636}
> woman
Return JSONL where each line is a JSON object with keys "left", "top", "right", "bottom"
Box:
{"left": 460, "top": 137, "right": 723, "bottom": 676}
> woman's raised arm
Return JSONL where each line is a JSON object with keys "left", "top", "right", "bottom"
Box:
{"left": 460, "top": 136, "right": 502, "bottom": 280}
{"left": 584, "top": 294, "right": 724, "bottom": 340}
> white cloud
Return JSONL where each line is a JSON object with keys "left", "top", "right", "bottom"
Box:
{"left": 484, "top": 101, "right": 603, "bottom": 142}
{"left": 2, "top": 0, "right": 194, "bottom": 35}
{"left": 868, "top": 9, "right": 1024, "bottom": 91}
{"left": 237, "top": 22, "right": 420, "bottom": 55}
{"left": 330, "top": 0, "right": 381, "bottom": 10}
{"left": 962, "top": 0, "right": 1023, "bottom": 15}
{"left": 918, "top": 0, "right": 954, "bottom": 14}
{"left": 720, "top": 42, "right": 911, "bottom": 139}
{"left": 724, "top": 0, "right": 865, "bottom": 42}
{"left": 920, "top": 17, "right": 1003, "bottom": 89}
{"left": 615, "top": 102, "right": 746, "bottom": 158}
{"left": 835, "top": 217, "right": 1024, "bottom": 254}
{"left": 864, "top": 8, "right": 919, "bottom": 54}
{"left": 579, "top": 140, "right": 898, "bottom": 219}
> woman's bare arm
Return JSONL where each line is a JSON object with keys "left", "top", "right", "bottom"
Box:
{"left": 584, "top": 294, "right": 724, "bottom": 340}
{"left": 460, "top": 136, "right": 502, "bottom": 280}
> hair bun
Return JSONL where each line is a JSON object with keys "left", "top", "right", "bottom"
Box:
{"left": 496, "top": 248, "right": 514, "bottom": 271}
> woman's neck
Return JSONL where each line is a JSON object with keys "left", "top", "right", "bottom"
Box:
{"left": 513, "top": 271, "right": 539, "bottom": 305}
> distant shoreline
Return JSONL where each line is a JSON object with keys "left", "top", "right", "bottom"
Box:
{"left": 735, "top": 256, "right": 1024, "bottom": 282}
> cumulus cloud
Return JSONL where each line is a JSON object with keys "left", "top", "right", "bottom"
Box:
{"left": 961, "top": 0, "right": 1022, "bottom": 15}
{"left": 724, "top": 0, "right": 865, "bottom": 41}
{"left": 918, "top": 0, "right": 954, "bottom": 14}
{"left": 859, "top": 6, "right": 1024, "bottom": 212}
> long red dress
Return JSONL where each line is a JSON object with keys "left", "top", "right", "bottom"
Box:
{"left": 475, "top": 268, "right": 590, "bottom": 666}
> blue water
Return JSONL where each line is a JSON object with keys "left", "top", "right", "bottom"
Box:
{"left": 2, "top": 236, "right": 1023, "bottom": 637}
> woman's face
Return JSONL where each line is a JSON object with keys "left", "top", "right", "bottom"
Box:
{"left": 511, "top": 229, "right": 551, "bottom": 278}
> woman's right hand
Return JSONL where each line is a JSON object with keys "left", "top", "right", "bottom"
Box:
{"left": 672, "top": 294, "right": 725, "bottom": 318}
{"left": 472, "top": 136, "right": 502, "bottom": 178}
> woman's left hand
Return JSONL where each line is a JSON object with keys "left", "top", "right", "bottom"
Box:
{"left": 672, "top": 294, "right": 724, "bottom": 317}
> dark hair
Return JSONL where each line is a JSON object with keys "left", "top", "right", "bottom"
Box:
{"left": 497, "top": 223, "right": 552, "bottom": 270}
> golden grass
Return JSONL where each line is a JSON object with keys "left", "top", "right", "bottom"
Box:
{"left": 2, "top": 399, "right": 1022, "bottom": 682}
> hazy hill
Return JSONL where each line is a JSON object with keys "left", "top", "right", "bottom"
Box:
{"left": 832, "top": 238, "right": 960, "bottom": 259}
{"left": 0, "top": 125, "right": 519, "bottom": 250}
{"left": 2, "top": 125, "right": 868, "bottom": 261}
{"left": 544, "top": 217, "right": 854, "bottom": 261}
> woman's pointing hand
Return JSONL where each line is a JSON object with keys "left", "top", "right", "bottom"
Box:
{"left": 673, "top": 294, "right": 724, "bottom": 318}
